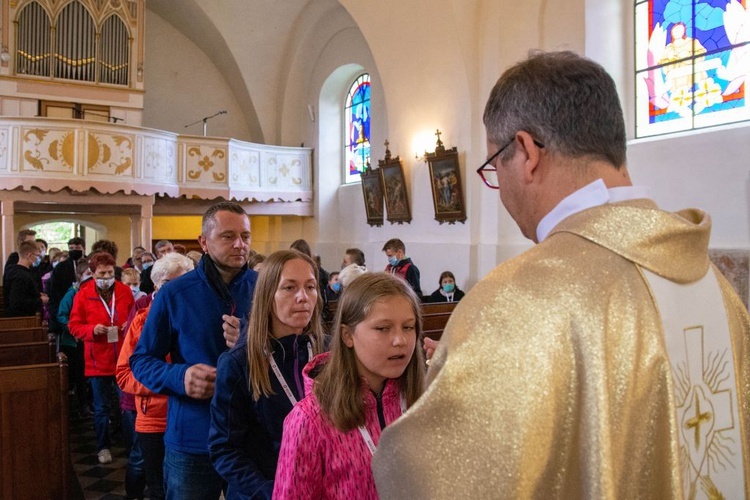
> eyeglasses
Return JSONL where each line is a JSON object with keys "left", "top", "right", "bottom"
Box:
{"left": 476, "top": 137, "right": 544, "bottom": 189}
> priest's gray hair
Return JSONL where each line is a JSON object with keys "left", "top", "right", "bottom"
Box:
{"left": 151, "top": 252, "right": 195, "bottom": 289}
{"left": 483, "top": 50, "right": 626, "bottom": 169}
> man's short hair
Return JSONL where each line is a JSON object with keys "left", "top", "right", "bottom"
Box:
{"left": 16, "top": 229, "right": 36, "bottom": 248}
{"left": 382, "top": 239, "right": 405, "bottom": 253}
{"left": 91, "top": 240, "right": 119, "bottom": 260}
{"left": 345, "top": 248, "right": 366, "bottom": 266}
{"left": 202, "top": 201, "right": 247, "bottom": 236}
{"left": 18, "top": 240, "right": 39, "bottom": 258}
{"left": 154, "top": 240, "right": 173, "bottom": 254}
{"left": 68, "top": 237, "right": 85, "bottom": 247}
{"left": 483, "top": 50, "right": 626, "bottom": 168}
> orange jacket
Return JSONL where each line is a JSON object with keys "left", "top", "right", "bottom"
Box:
{"left": 116, "top": 305, "right": 168, "bottom": 434}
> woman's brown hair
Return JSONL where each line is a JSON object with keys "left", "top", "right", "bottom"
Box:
{"left": 246, "top": 250, "right": 324, "bottom": 400}
{"left": 315, "top": 272, "right": 425, "bottom": 431}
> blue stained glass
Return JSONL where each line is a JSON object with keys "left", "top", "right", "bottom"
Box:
{"left": 636, "top": 0, "right": 749, "bottom": 136}
{"left": 344, "top": 74, "right": 371, "bottom": 182}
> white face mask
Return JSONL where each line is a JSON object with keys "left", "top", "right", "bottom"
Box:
{"left": 96, "top": 277, "right": 115, "bottom": 290}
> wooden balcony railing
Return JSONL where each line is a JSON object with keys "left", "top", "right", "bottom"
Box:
{"left": 0, "top": 117, "right": 313, "bottom": 204}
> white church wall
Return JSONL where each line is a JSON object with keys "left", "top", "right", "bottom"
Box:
{"left": 143, "top": 9, "right": 253, "bottom": 142}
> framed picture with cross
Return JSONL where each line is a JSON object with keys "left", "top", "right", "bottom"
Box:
{"left": 360, "top": 163, "right": 384, "bottom": 227}
{"left": 378, "top": 140, "right": 412, "bottom": 225}
{"left": 425, "top": 130, "right": 467, "bottom": 224}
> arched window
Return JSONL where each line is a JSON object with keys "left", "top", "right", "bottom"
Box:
{"left": 635, "top": 0, "right": 750, "bottom": 137}
{"left": 15, "top": 1, "right": 51, "bottom": 77}
{"left": 344, "top": 73, "right": 371, "bottom": 183}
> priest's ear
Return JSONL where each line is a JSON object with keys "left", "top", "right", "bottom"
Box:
{"left": 516, "top": 131, "right": 544, "bottom": 183}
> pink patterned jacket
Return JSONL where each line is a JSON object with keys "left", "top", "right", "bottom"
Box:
{"left": 273, "top": 352, "right": 405, "bottom": 499}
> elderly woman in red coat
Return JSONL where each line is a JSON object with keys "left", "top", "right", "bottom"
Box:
{"left": 69, "top": 251, "right": 134, "bottom": 464}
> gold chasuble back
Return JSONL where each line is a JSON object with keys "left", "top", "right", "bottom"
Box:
{"left": 373, "top": 200, "right": 750, "bottom": 499}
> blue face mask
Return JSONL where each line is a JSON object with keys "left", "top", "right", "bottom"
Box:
{"left": 332, "top": 282, "right": 341, "bottom": 292}
{"left": 442, "top": 283, "right": 455, "bottom": 293}
{"left": 142, "top": 262, "right": 153, "bottom": 270}
{"left": 388, "top": 256, "right": 399, "bottom": 267}
{"left": 32, "top": 255, "right": 42, "bottom": 267}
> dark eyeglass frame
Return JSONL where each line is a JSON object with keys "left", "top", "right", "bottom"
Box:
{"left": 476, "top": 137, "right": 545, "bottom": 189}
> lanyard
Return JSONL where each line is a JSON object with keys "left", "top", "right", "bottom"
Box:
{"left": 98, "top": 292, "right": 116, "bottom": 325}
{"left": 359, "top": 392, "right": 407, "bottom": 455}
{"left": 269, "top": 342, "right": 313, "bottom": 406}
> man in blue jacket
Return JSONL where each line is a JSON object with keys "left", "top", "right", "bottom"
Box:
{"left": 131, "top": 201, "right": 257, "bottom": 500}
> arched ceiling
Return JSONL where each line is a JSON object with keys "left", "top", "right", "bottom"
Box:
{"left": 146, "top": 0, "right": 348, "bottom": 145}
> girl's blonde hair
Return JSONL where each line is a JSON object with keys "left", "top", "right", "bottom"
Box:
{"left": 247, "top": 250, "right": 324, "bottom": 400}
{"left": 315, "top": 272, "right": 425, "bottom": 431}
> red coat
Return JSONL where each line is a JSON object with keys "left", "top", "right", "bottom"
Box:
{"left": 69, "top": 279, "right": 134, "bottom": 377}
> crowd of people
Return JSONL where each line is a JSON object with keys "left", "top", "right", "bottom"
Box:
{"left": 2, "top": 50, "right": 749, "bottom": 499}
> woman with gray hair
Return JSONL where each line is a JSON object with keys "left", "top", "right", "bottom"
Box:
{"left": 116, "top": 252, "right": 194, "bottom": 500}
{"left": 338, "top": 263, "right": 368, "bottom": 289}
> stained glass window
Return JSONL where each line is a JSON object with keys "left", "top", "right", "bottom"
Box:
{"left": 635, "top": 0, "right": 750, "bottom": 137}
{"left": 344, "top": 74, "right": 371, "bottom": 183}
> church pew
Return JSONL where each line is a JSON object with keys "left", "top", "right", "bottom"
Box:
{"left": 0, "top": 326, "right": 47, "bottom": 344}
{"left": 0, "top": 313, "right": 42, "bottom": 330}
{"left": 0, "top": 353, "right": 70, "bottom": 499}
{"left": 0, "top": 336, "right": 56, "bottom": 367}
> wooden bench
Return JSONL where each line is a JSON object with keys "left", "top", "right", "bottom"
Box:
{"left": 0, "top": 326, "right": 47, "bottom": 344}
{"left": 0, "top": 336, "right": 56, "bottom": 367}
{"left": 0, "top": 313, "right": 43, "bottom": 330}
{"left": 0, "top": 353, "right": 70, "bottom": 499}
{"left": 421, "top": 301, "right": 458, "bottom": 341}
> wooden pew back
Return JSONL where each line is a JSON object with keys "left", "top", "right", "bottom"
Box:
{"left": 0, "top": 313, "right": 42, "bottom": 330}
{"left": 0, "top": 354, "right": 70, "bottom": 499}
{"left": 421, "top": 301, "right": 458, "bottom": 341}
{"left": 0, "top": 338, "right": 55, "bottom": 367}
{"left": 0, "top": 326, "right": 47, "bottom": 345}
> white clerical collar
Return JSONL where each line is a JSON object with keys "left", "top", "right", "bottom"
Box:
{"left": 536, "top": 179, "right": 651, "bottom": 242}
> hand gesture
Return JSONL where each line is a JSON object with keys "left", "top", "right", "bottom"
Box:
{"left": 184, "top": 363, "right": 217, "bottom": 399}
{"left": 222, "top": 314, "right": 241, "bottom": 349}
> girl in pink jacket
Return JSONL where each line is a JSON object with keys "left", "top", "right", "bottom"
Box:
{"left": 273, "top": 272, "right": 425, "bottom": 499}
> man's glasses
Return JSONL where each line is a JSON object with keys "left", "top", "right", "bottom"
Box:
{"left": 476, "top": 137, "right": 544, "bottom": 189}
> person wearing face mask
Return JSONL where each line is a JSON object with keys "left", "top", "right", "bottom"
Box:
{"left": 3, "top": 240, "right": 48, "bottom": 317}
{"left": 325, "top": 271, "right": 342, "bottom": 302}
{"left": 69, "top": 252, "right": 135, "bottom": 465}
{"left": 47, "top": 236, "right": 86, "bottom": 337}
{"left": 122, "top": 268, "right": 147, "bottom": 302}
{"left": 427, "top": 271, "right": 465, "bottom": 303}
{"left": 57, "top": 259, "right": 92, "bottom": 418}
{"left": 381, "top": 238, "right": 422, "bottom": 299}
{"left": 139, "top": 251, "right": 157, "bottom": 294}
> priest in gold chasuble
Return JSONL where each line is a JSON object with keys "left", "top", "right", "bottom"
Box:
{"left": 373, "top": 52, "right": 750, "bottom": 500}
